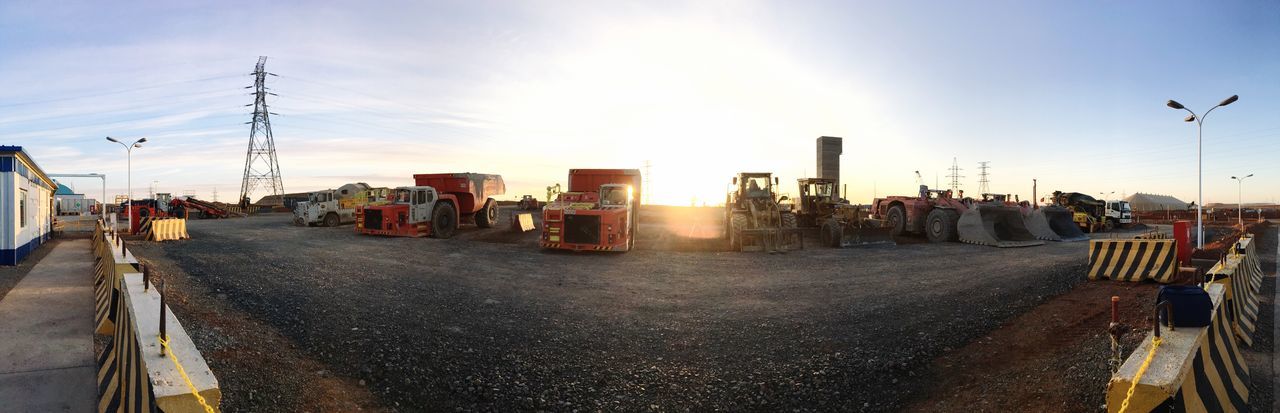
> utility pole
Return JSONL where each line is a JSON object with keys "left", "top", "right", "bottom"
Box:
{"left": 977, "top": 161, "right": 990, "bottom": 194}
{"left": 240, "top": 56, "right": 284, "bottom": 208}
{"left": 212, "top": 187, "right": 218, "bottom": 203}
{"left": 946, "top": 157, "right": 964, "bottom": 194}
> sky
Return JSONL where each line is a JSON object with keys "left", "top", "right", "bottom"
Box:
{"left": 1, "top": 0, "right": 1278, "bottom": 206}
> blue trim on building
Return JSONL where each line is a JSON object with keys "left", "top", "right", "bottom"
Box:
{"left": 0, "top": 229, "right": 50, "bottom": 265}
{"left": 0, "top": 156, "right": 12, "bottom": 172}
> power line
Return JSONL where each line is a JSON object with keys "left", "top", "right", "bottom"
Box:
{"left": 0, "top": 73, "right": 242, "bottom": 108}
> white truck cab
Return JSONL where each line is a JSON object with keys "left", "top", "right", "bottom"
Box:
{"left": 294, "top": 190, "right": 356, "bottom": 227}
{"left": 1105, "top": 200, "right": 1132, "bottom": 226}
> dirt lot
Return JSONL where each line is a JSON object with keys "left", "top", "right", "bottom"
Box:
{"left": 129, "top": 209, "right": 1092, "bottom": 412}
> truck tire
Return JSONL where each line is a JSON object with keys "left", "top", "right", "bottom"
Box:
{"left": 432, "top": 203, "right": 457, "bottom": 239}
{"left": 887, "top": 205, "right": 907, "bottom": 236}
{"left": 925, "top": 209, "right": 958, "bottom": 243}
{"left": 730, "top": 213, "right": 748, "bottom": 250}
{"left": 476, "top": 199, "right": 497, "bottom": 228}
{"left": 324, "top": 212, "right": 339, "bottom": 227}
{"left": 821, "top": 220, "right": 843, "bottom": 248}
{"left": 781, "top": 212, "right": 798, "bottom": 228}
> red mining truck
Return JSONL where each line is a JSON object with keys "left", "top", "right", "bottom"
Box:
{"left": 541, "top": 169, "right": 642, "bottom": 252}
{"left": 354, "top": 173, "right": 506, "bottom": 238}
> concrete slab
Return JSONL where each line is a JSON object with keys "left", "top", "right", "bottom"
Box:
{"left": 0, "top": 366, "right": 96, "bottom": 412}
{"left": 0, "top": 239, "right": 94, "bottom": 411}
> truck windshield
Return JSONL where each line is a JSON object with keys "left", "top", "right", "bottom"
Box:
{"left": 813, "top": 183, "right": 833, "bottom": 197}
{"left": 394, "top": 189, "right": 412, "bottom": 203}
{"left": 600, "top": 186, "right": 629, "bottom": 206}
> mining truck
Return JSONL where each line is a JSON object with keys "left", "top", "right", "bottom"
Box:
{"left": 355, "top": 173, "right": 505, "bottom": 238}
{"left": 294, "top": 183, "right": 370, "bottom": 227}
{"left": 1050, "top": 191, "right": 1112, "bottom": 233}
{"left": 871, "top": 185, "right": 1043, "bottom": 247}
{"left": 540, "top": 169, "right": 641, "bottom": 252}
{"left": 794, "top": 178, "right": 890, "bottom": 247}
{"left": 724, "top": 172, "right": 801, "bottom": 252}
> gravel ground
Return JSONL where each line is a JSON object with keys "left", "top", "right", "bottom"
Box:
{"left": 130, "top": 212, "right": 1089, "bottom": 412}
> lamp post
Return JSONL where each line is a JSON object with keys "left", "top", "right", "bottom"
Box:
{"left": 1167, "top": 95, "right": 1238, "bottom": 249}
{"left": 1231, "top": 174, "right": 1253, "bottom": 230}
{"left": 105, "top": 137, "right": 146, "bottom": 233}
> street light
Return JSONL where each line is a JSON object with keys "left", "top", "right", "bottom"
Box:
{"left": 1231, "top": 174, "right": 1254, "bottom": 230}
{"left": 1166, "top": 94, "right": 1238, "bottom": 249}
{"left": 105, "top": 137, "right": 146, "bottom": 233}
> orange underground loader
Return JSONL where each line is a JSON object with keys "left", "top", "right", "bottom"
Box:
{"left": 355, "top": 173, "right": 505, "bottom": 238}
{"left": 541, "top": 169, "right": 642, "bottom": 252}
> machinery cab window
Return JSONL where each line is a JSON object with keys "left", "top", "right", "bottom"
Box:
{"left": 599, "top": 185, "right": 630, "bottom": 207}
{"left": 743, "top": 177, "right": 771, "bottom": 199}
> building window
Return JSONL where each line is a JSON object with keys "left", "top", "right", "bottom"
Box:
{"left": 19, "top": 189, "right": 27, "bottom": 228}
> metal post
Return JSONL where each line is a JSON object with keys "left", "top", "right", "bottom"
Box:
{"left": 158, "top": 277, "right": 167, "bottom": 355}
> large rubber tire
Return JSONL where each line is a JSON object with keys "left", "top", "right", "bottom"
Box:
{"left": 432, "top": 203, "right": 457, "bottom": 239}
{"left": 730, "top": 213, "right": 748, "bottom": 250}
{"left": 781, "top": 212, "right": 798, "bottom": 228}
{"left": 820, "top": 220, "right": 843, "bottom": 248}
{"left": 476, "top": 200, "right": 497, "bottom": 229}
{"left": 925, "top": 209, "right": 959, "bottom": 243}
{"left": 887, "top": 205, "right": 907, "bottom": 236}
{"left": 324, "top": 212, "right": 339, "bottom": 227}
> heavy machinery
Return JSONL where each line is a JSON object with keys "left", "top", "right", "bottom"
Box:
{"left": 339, "top": 187, "right": 393, "bottom": 210}
{"left": 1104, "top": 200, "right": 1133, "bottom": 227}
{"left": 794, "top": 178, "right": 889, "bottom": 247}
{"left": 294, "top": 183, "right": 370, "bottom": 227}
{"left": 355, "top": 173, "right": 505, "bottom": 238}
{"left": 540, "top": 169, "right": 641, "bottom": 252}
{"left": 518, "top": 195, "right": 540, "bottom": 210}
{"left": 168, "top": 196, "right": 238, "bottom": 219}
{"left": 871, "top": 185, "right": 1043, "bottom": 247}
{"left": 724, "top": 172, "right": 801, "bottom": 252}
{"left": 1050, "top": 191, "right": 1112, "bottom": 233}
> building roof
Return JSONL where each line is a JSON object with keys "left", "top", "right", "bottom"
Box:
{"left": 1124, "top": 192, "right": 1190, "bottom": 211}
{"left": 0, "top": 146, "right": 55, "bottom": 190}
{"left": 54, "top": 182, "right": 77, "bottom": 195}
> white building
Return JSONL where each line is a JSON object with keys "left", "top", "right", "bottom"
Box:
{"left": 0, "top": 146, "right": 54, "bottom": 265}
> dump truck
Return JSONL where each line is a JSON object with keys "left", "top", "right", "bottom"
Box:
{"left": 1105, "top": 200, "right": 1133, "bottom": 227}
{"left": 540, "top": 169, "right": 641, "bottom": 252}
{"left": 871, "top": 185, "right": 1043, "bottom": 247}
{"left": 294, "top": 183, "right": 371, "bottom": 227}
{"left": 794, "top": 178, "right": 889, "bottom": 247}
{"left": 339, "top": 187, "right": 393, "bottom": 210}
{"left": 1050, "top": 191, "right": 1111, "bottom": 233}
{"left": 724, "top": 172, "right": 801, "bottom": 252}
{"left": 354, "top": 173, "right": 505, "bottom": 238}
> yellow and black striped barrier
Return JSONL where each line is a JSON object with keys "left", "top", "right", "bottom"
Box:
{"left": 1106, "top": 283, "right": 1249, "bottom": 412}
{"left": 1088, "top": 239, "right": 1177, "bottom": 283}
{"left": 1207, "top": 235, "right": 1265, "bottom": 347}
{"left": 147, "top": 218, "right": 190, "bottom": 242}
{"left": 91, "top": 220, "right": 221, "bottom": 412}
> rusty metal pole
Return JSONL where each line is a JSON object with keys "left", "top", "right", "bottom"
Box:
{"left": 142, "top": 264, "right": 150, "bottom": 291}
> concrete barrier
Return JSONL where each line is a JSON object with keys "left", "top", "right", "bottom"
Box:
{"left": 511, "top": 213, "right": 535, "bottom": 232}
{"left": 147, "top": 218, "right": 189, "bottom": 242}
{"left": 92, "top": 221, "right": 221, "bottom": 412}
{"left": 1106, "top": 283, "right": 1249, "bottom": 412}
{"left": 1088, "top": 239, "right": 1178, "bottom": 283}
{"left": 1206, "top": 235, "right": 1264, "bottom": 347}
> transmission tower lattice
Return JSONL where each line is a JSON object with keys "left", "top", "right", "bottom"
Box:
{"left": 239, "top": 56, "right": 284, "bottom": 207}
{"left": 977, "top": 161, "right": 990, "bottom": 194}
{"left": 946, "top": 157, "right": 965, "bottom": 193}
{"left": 643, "top": 160, "right": 652, "bottom": 205}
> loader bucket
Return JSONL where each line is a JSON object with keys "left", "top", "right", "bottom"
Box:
{"left": 1038, "top": 206, "right": 1088, "bottom": 242}
{"left": 820, "top": 220, "right": 894, "bottom": 247}
{"left": 1021, "top": 210, "right": 1062, "bottom": 241}
{"left": 957, "top": 205, "right": 1046, "bottom": 248}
